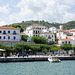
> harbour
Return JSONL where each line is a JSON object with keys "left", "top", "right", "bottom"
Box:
{"left": 0, "top": 55, "right": 75, "bottom": 62}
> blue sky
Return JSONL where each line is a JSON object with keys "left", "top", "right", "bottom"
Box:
{"left": 0, "top": 0, "right": 75, "bottom": 26}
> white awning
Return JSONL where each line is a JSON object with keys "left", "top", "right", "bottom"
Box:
{"left": 0, "top": 49, "right": 5, "bottom": 51}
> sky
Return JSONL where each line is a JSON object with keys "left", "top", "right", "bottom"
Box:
{"left": 0, "top": 0, "right": 75, "bottom": 26}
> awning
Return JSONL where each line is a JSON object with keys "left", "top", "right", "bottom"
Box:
{"left": 0, "top": 49, "right": 5, "bottom": 51}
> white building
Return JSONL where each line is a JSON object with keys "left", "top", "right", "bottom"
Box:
{"left": 0, "top": 27, "right": 21, "bottom": 46}
{"left": 40, "top": 32, "right": 55, "bottom": 42}
{"left": 57, "top": 29, "right": 75, "bottom": 46}
{"left": 24, "top": 24, "right": 48, "bottom": 37}
{"left": 49, "top": 25, "right": 63, "bottom": 33}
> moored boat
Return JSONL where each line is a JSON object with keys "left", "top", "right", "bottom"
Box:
{"left": 48, "top": 56, "right": 61, "bottom": 62}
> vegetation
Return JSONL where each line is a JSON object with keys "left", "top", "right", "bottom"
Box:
{"left": 6, "top": 20, "right": 75, "bottom": 30}
{"left": 31, "top": 36, "right": 47, "bottom": 44}
{"left": 72, "top": 46, "right": 75, "bottom": 52}
{"left": 21, "top": 35, "right": 28, "bottom": 41}
{"left": 7, "top": 24, "right": 24, "bottom": 32}
{"left": 50, "top": 45, "right": 60, "bottom": 51}
{"left": 60, "top": 44, "right": 72, "bottom": 51}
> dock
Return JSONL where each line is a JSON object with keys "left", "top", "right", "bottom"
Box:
{"left": 0, "top": 55, "right": 75, "bottom": 62}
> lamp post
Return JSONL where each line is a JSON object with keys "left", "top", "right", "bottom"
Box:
{"left": 22, "top": 44, "right": 24, "bottom": 57}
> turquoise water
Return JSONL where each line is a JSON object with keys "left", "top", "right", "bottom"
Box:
{"left": 0, "top": 61, "right": 75, "bottom": 75}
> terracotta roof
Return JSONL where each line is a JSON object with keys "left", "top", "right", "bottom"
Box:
{"left": 60, "top": 38, "right": 73, "bottom": 40}
{"left": 70, "top": 30, "right": 75, "bottom": 32}
{"left": 20, "top": 33, "right": 26, "bottom": 35}
{"left": 59, "top": 30, "right": 69, "bottom": 32}
{"left": 0, "top": 41, "right": 20, "bottom": 42}
{"left": 68, "top": 35, "right": 75, "bottom": 37}
{"left": 0, "top": 27, "right": 17, "bottom": 29}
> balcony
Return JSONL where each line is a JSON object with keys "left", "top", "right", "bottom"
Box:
{"left": 3, "top": 33, "right": 6, "bottom": 35}
{"left": 13, "top": 33, "right": 17, "bottom": 35}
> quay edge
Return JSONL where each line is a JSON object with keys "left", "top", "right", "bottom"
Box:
{"left": 0, "top": 56, "right": 75, "bottom": 62}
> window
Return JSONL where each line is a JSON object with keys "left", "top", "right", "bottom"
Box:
{"left": 38, "top": 31, "right": 39, "bottom": 33}
{"left": 3, "top": 31, "right": 6, "bottom": 34}
{"left": 52, "top": 35, "right": 53, "bottom": 37}
{"left": 13, "top": 31, "right": 16, "bottom": 34}
{"left": 8, "top": 31, "right": 10, "bottom": 33}
{"left": 69, "top": 41, "right": 70, "bottom": 44}
{"left": 62, "top": 42, "right": 64, "bottom": 44}
{"left": 36, "top": 31, "right": 37, "bottom": 34}
{"left": 65, "top": 41, "right": 67, "bottom": 43}
{"left": 8, "top": 36, "right": 10, "bottom": 39}
{"left": 3, "top": 36, "right": 5, "bottom": 39}
{"left": 0, "top": 36, "right": 1, "bottom": 39}
{"left": 33, "top": 30, "right": 35, "bottom": 33}
{"left": 0, "top": 31, "right": 2, "bottom": 33}
{"left": 46, "top": 35, "right": 47, "bottom": 37}
{"left": 14, "top": 36, "right": 16, "bottom": 40}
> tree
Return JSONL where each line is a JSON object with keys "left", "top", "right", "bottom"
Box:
{"left": 60, "top": 44, "right": 72, "bottom": 51}
{"left": 24, "top": 43, "right": 31, "bottom": 52}
{"left": 55, "top": 38, "right": 59, "bottom": 44}
{"left": 43, "top": 49, "right": 48, "bottom": 54}
{"left": 50, "top": 45, "right": 60, "bottom": 51}
{"left": 40, "top": 44, "right": 50, "bottom": 51}
{"left": 13, "top": 43, "right": 23, "bottom": 52}
{"left": 7, "top": 24, "right": 24, "bottom": 32}
{"left": 21, "top": 35, "right": 28, "bottom": 41}
{"left": 72, "top": 46, "right": 75, "bottom": 52}
{"left": 31, "top": 44, "right": 40, "bottom": 54}
{"left": 31, "top": 36, "right": 47, "bottom": 44}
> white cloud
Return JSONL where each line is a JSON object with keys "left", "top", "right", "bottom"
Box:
{"left": 0, "top": 21, "right": 6, "bottom": 26}
{"left": 0, "top": 4, "right": 10, "bottom": 14}
{"left": 1, "top": 0, "right": 75, "bottom": 25}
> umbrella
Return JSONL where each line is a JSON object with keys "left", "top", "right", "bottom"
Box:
{"left": 0, "top": 49, "right": 5, "bottom": 51}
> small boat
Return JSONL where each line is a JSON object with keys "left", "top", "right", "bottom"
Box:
{"left": 48, "top": 56, "right": 61, "bottom": 62}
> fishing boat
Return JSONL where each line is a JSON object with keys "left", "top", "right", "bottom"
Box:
{"left": 48, "top": 56, "right": 61, "bottom": 62}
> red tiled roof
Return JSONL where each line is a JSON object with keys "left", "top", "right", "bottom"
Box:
{"left": 0, "top": 41, "right": 20, "bottom": 42}
{"left": 60, "top": 38, "right": 73, "bottom": 40}
{"left": 0, "top": 27, "right": 17, "bottom": 29}
{"left": 70, "top": 30, "right": 75, "bottom": 32}
{"left": 68, "top": 35, "right": 75, "bottom": 37}
{"left": 59, "top": 30, "right": 69, "bottom": 32}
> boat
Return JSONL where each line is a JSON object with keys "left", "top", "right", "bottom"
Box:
{"left": 48, "top": 56, "right": 61, "bottom": 62}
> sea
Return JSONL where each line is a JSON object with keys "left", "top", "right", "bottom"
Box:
{"left": 0, "top": 61, "right": 75, "bottom": 75}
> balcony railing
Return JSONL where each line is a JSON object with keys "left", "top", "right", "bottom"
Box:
{"left": 3, "top": 33, "right": 6, "bottom": 34}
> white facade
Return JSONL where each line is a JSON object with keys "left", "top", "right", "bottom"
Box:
{"left": 24, "top": 24, "right": 48, "bottom": 37}
{"left": 57, "top": 29, "right": 75, "bottom": 46}
{"left": 49, "top": 25, "right": 63, "bottom": 33}
{"left": 40, "top": 32, "right": 55, "bottom": 42}
{"left": 0, "top": 27, "right": 21, "bottom": 42}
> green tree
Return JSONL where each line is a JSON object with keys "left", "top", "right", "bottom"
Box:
{"left": 40, "top": 44, "right": 50, "bottom": 51}
{"left": 60, "top": 44, "right": 72, "bottom": 51}
{"left": 21, "top": 35, "right": 28, "bottom": 41}
{"left": 31, "top": 44, "right": 40, "bottom": 54}
{"left": 7, "top": 24, "right": 24, "bottom": 32}
{"left": 31, "top": 36, "right": 47, "bottom": 44}
{"left": 13, "top": 43, "right": 23, "bottom": 52}
{"left": 24, "top": 43, "right": 31, "bottom": 52}
{"left": 72, "top": 46, "right": 75, "bottom": 52}
{"left": 50, "top": 45, "right": 60, "bottom": 51}
{"left": 43, "top": 49, "right": 48, "bottom": 54}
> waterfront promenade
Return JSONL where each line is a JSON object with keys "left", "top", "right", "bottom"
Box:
{"left": 0, "top": 55, "right": 75, "bottom": 62}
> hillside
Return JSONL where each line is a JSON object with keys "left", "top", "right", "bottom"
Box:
{"left": 7, "top": 20, "right": 75, "bottom": 30}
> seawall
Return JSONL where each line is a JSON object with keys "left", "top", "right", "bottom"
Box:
{"left": 0, "top": 56, "right": 75, "bottom": 62}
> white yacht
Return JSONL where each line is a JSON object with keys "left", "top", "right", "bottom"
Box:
{"left": 48, "top": 56, "right": 61, "bottom": 62}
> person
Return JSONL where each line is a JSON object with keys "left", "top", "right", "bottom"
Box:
{"left": 27, "top": 53, "right": 28, "bottom": 57}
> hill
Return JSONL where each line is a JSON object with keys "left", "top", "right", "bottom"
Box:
{"left": 6, "top": 20, "right": 75, "bottom": 30}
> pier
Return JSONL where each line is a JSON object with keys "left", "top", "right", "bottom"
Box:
{"left": 0, "top": 55, "right": 75, "bottom": 62}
